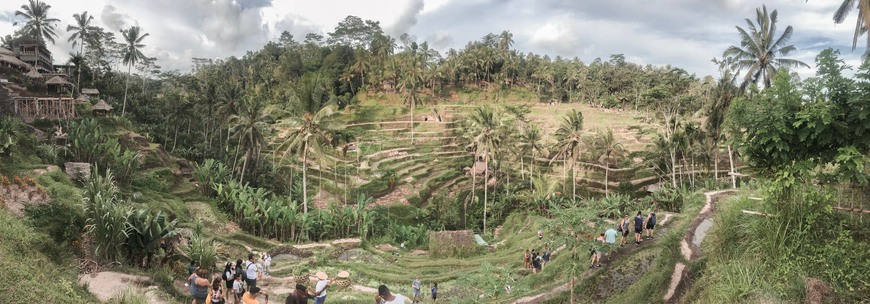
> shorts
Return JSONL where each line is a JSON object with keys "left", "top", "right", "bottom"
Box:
{"left": 646, "top": 223, "right": 656, "bottom": 230}
{"left": 622, "top": 230, "right": 630, "bottom": 237}
{"left": 245, "top": 278, "right": 257, "bottom": 290}
{"left": 314, "top": 296, "right": 326, "bottom": 304}
{"left": 225, "top": 281, "right": 233, "bottom": 289}
{"left": 634, "top": 227, "right": 643, "bottom": 234}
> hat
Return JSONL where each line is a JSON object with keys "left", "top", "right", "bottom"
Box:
{"left": 315, "top": 272, "right": 328, "bottom": 280}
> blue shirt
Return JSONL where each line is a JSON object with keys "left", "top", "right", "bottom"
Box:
{"left": 604, "top": 229, "right": 618, "bottom": 243}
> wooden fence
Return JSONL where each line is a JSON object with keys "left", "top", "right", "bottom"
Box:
{"left": 12, "top": 97, "right": 77, "bottom": 122}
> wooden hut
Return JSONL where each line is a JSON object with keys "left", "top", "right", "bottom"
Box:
{"left": 92, "top": 99, "right": 113, "bottom": 116}
{"left": 75, "top": 94, "right": 89, "bottom": 103}
{"left": 81, "top": 88, "right": 99, "bottom": 96}
{"left": 0, "top": 54, "right": 29, "bottom": 71}
{"left": 45, "top": 76, "right": 73, "bottom": 94}
{"left": 25, "top": 69, "right": 43, "bottom": 79}
{"left": 0, "top": 47, "right": 14, "bottom": 56}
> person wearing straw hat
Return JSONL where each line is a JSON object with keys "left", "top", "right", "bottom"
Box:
{"left": 313, "top": 272, "right": 334, "bottom": 304}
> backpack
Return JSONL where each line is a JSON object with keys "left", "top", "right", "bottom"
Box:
{"left": 221, "top": 270, "right": 228, "bottom": 281}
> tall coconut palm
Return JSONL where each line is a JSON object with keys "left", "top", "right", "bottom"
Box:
{"left": 834, "top": 0, "right": 870, "bottom": 55}
{"left": 588, "top": 128, "right": 625, "bottom": 197}
{"left": 275, "top": 104, "right": 344, "bottom": 214}
{"left": 120, "top": 26, "right": 149, "bottom": 117}
{"left": 67, "top": 11, "right": 93, "bottom": 94}
{"left": 229, "top": 95, "right": 270, "bottom": 184}
{"left": 551, "top": 110, "right": 584, "bottom": 203}
{"left": 517, "top": 124, "right": 544, "bottom": 188}
{"left": 723, "top": 5, "right": 809, "bottom": 90}
{"left": 467, "top": 106, "right": 505, "bottom": 234}
{"left": 15, "top": 0, "right": 59, "bottom": 70}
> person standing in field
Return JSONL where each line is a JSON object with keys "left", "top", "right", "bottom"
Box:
{"left": 590, "top": 233, "right": 605, "bottom": 268}
{"left": 410, "top": 276, "right": 422, "bottom": 303}
{"left": 634, "top": 211, "right": 644, "bottom": 245}
{"left": 314, "top": 272, "right": 334, "bottom": 304}
{"left": 645, "top": 211, "right": 657, "bottom": 240}
{"left": 264, "top": 253, "right": 272, "bottom": 276}
{"left": 222, "top": 262, "right": 234, "bottom": 302}
{"left": 523, "top": 249, "right": 531, "bottom": 269}
{"left": 430, "top": 283, "right": 438, "bottom": 302}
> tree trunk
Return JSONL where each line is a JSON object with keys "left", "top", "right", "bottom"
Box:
{"left": 240, "top": 149, "right": 249, "bottom": 183}
{"left": 484, "top": 154, "right": 489, "bottom": 235}
{"left": 605, "top": 161, "right": 610, "bottom": 198}
{"left": 530, "top": 151, "right": 534, "bottom": 189}
{"left": 303, "top": 142, "right": 309, "bottom": 214}
{"left": 520, "top": 155, "right": 525, "bottom": 182}
{"left": 468, "top": 160, "right": 476, "bottom": 230}
{"left": 571, "top": 159, "right": 576, "bottom": 204}
{"left": 410, "top": 101, "right": 415, "bottom": 144}
{"left": 122, "top": 64, "right": 131, "bottom": 116}
{"left": 76, "top": 43, "right": 83, "bottom": 95}
{"left": 728, "top": 145, "right": 736, "bottom": 189}
{"left": 670, "top": 148, "right": 677, "bottom": 188}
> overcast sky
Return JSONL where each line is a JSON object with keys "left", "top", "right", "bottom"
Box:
{"left": 0, "top": 0, "right": 863, "bottom": 78}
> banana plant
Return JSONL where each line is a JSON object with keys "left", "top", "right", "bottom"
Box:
{"left": 126, "top": 209, "right": 177, "bottom": 268}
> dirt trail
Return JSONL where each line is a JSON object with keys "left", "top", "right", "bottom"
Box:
{"left": 511, "top": 214, "right": 675, "bottom": 304}
{"left": 663, "top": 189, "right": 736, "bottom": 303}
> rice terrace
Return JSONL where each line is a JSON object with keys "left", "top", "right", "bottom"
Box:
{"left": 1, "top": 0, "right": 869, "bottom": 303}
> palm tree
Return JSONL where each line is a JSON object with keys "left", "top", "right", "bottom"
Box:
{"left": 229, "top": 95, "right": 270, "bottom": 183}
{"left": 551, "top": 110, "right": 584, "bottom": 203}
{"left": 588, "top": 129, "right": 625, "bottom": 197}
{"left": 15, "top": 0, "right": 59, "bottom": 69}
{"left": 723, "top": 5, "right": 809, "bottom": 89}
{"left": 67, "top": 11, "right": 93, "bottom": 94}
{"left": 467, "top": 106, "right": 505, "bottom": 234}
{"left": 120, "top": 26, "right": 149, "bottom": 117}
{"left": 275, "top": 104, "right": 344, "bottom": 214}
{"left": 517, "top": 125, "right": 544, "bottom": 188}
{"left": 834, "top": 0, "right": 870, "bottom": 55}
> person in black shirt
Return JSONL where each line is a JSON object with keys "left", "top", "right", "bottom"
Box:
{"left": 634, "top": 211, "right": 644, "bottom": 245}
{"left": 645, "top": 211, "right": 657, "bottom": 240}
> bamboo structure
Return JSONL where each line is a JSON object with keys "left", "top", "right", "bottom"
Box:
{"left": 12, "top": 97, "right": 77, "bottom": 122}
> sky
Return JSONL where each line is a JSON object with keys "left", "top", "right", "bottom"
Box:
{"left": 0, "top": 0, "right": 864, "bottom": 78}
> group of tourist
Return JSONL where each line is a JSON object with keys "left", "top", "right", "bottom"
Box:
{"left": 590, "top": 210, "right": 657, "bottom": 268}
{"left": 522, "top": 243, "right": 551, "bottom": 274}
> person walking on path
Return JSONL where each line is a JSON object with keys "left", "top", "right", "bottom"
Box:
{"left": 212, "top": 277, "right": 226, "bottom": 304}
{"left": 189, "top": 268, "right": 211, "bottom": 304}
{"left": 410, "top": 276, "right": 422, "bottom": 303}
{"left": 286, "top": 284, "right": 316, "bottom": 304}
{"left": 541, "top": 243, "right": 551, "bottom": 267}
{"left": 523, "top": 249, "right": 531, "bottom": 270}
{"left": 619, "top": 214, "right": 630, "bottom": 247}
{"left": 531, "top": 250, "right": 542, "bottom": 273}
{"left": 233, "top": 275, "right": 244, "bottom": 304}
{"left": 264, "top": 253, "right": 272, "bottom": 276}
{"left": 645, "top": 211, "right": 657, "bottom": 240}
{"left": 245, "top": 254, "right": 259, "bottom": 290}
{"left": 222, "top": 262, "right": 234, "bottom": 302}
{"left": 604, "top": 227, "right": 618, "bottom": 260}
{"left": 430, "top": 283, "right": 438, "bottom": 302}
{"left": 313, "top": 272, "right": 334, "bottom": 304}
{"left": 634, "top": 211, "right": 644, "bottom": 245}
{"left": 242, "top": 286, "right": 267, "bottom": 304}
{"left": 375, "top": 285, "right": 408, "bottom": 304}
{"left": 590, "top": 234, "right": 605, "bottom": 268}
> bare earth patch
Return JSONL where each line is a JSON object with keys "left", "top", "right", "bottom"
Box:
{"left": 79, "top": 271, "right": 168, "bottom": 304}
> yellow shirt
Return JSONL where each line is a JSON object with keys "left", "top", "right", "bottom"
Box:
{"left": 242, "top": 292, "right": 260, "bottom": 304}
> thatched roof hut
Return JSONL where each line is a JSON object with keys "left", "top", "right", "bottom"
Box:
{"left": 75, "top": 94, "right": 89, "bottom": 102}
{"left": 81, "top": 88, "right": 99, "bottom": 95}
{"left": 92, "top": 99, "right": 113, "bottom": 115}
{"left": 0, "top": 47, "right": 14, "bottom": 56}
{"left": 0, "top": 54, "right": 29, "bottom": 69}
{"left": 45, "top": 76, "right": 72, "bottom": 86}
{"left": 25, "top": 69, "right": 43, "bottom": 79}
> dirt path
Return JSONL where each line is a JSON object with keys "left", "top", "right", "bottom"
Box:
{"left": 663, "top": 189, "right": 735, "bottom": 303}
{"left": 511, "top": 214, "right": 674, "bottom": 304}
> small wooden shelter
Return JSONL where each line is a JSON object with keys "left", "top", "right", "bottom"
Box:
{"left": 25, "top": 69, "right": 43, "bottom": 79}
{"left": 0, "top": 54, "right": 29, "bottom": 71}
{"left": 92, "top": 99, "right": 113, "bottom": 116}
{"left": 81, "top": 88, "right": 99, "bottom": 96}
{"left": 75, "top": 94, "right": 89, "bottom": 103}
{"left": 45, "top": 76, "right": 73, "bottom": 93}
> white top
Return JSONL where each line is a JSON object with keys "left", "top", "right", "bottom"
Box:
{"left": 245, "top": 261, "right": 257, "bottom": 279}
{"left": 233, "top": 280, "right": 242, "bottom": 293}
{"left": 264, "top": 256, "right": 271, "bottom": 267}
{"left": 383, "top": 294, "right": 408, "bottom": 304}
{"left": 315, "top": 279, "right": 328, "bottom": 298}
